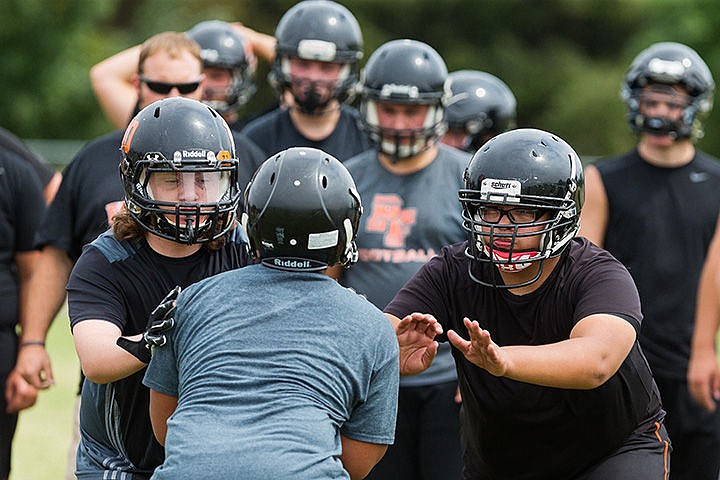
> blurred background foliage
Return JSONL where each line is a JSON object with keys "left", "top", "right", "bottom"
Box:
{"left": 4, "top": 0, "right": 720, "bottom": 161}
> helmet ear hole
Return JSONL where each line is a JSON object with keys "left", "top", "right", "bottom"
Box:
{"left": 322, "top": 176, "right": 328, "bottom": 189}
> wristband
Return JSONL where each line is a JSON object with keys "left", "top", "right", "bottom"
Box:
{"left": 20, "top": 341, "right": 46, "bottom": 348}
{"left": 116, "top": 337, "right": 151, "bottom": 364}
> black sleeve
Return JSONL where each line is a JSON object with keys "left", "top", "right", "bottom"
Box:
{"left": 233, "top": 131, "right": 269, "bottom": 197}
{"left": 34, "top": 154, "right": 81, "bottom": 252}
{"left": 384, "top": 247, "right": 458, "bottom": 341}
{"left": 0, "top": 127, "right": 54, "bottom": 187}
{"left": 67, "top": 245, "right": 126, "bottom": 330}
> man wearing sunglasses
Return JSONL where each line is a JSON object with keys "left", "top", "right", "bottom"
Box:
{"left": 88, "top": 27, "right": 267, "bottom": 195}
{"left": 11, "top": 31, "right": 225, "bottom": 480}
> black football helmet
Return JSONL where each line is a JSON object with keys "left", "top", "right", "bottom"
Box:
{"left": 269, "top": 0, "right": 363, "bottom": 114}
{"left": 459, "top": 128, "right": 584, "bottom": 288}
{"left": 120, "top": 97, "right": 240, "bottom": 244}
{"left": 621, "top": 41, "right": 714, "bottom": 139}
{"left": 445, "top": 70, "right": 517, "bottom": 152}
{"left": 187, "top": 20, "right": 255, "bottom": 114}
{"left": 242, "top": 147, "right": 362, "bottom": 271}
{"left": 359, "top": 39, "right": 449, "bottom": 160}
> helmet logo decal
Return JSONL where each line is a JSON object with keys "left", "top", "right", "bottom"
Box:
{"left": 297, "top": 39, "right": 337, "bottom": 61}
{"left": 647, "top": 58, "right": 686, "bottom": 80}
{"left": 273, "top": 258, "right": 312, "bottom": 269}
{"left": 480, "top": 178, "right": 522, "bottom": 202}
{"left": 308, "top": 229, "right": 339, "bottom": 250}
{"left": 379, "top": 83, "right": 420, "bottom": 99}
{"left": 172, "top": 149, "right": 218, "bottom": 166}
{"left": 121, "top": 119, "right": 139, "bottom": 154}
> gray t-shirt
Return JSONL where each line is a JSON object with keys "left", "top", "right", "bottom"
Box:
{"left": 144, "top": 264, "right": 399, "bottom": 480}
{"left": 342, "top": 144, "right": 470, "bottom": 387}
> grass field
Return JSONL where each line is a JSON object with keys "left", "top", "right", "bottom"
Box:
{"left": 10, "top": 306, "right": 78, "bottom": 480}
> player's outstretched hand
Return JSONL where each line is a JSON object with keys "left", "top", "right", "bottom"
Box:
{"left": 396, "top": 312, "right": 442, "bottom": 376}
{"left": 448, "top": 317, "right": 508, "bottom": 377}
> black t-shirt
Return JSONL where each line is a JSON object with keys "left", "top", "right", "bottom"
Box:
{"left": 240, "top": 104, "right": 372, "bottom": 162}
{"left": 386, "top": 238, "right": 664, "bottom": 480}
{"left": 597, "top": 148, "right": 720, "bottom": 378}
{"left": 35, "top": 130, "right": 126, "bottom": 261}
{"left": 231, "top": 130, "right": 267, "bottom": 199}
{"left": 67, "top": 229, "right": 249, "bottom": 475}
{"left": 0, "top": 126, "right": 54, "bottom": 187}
{"left": 0, "top": 149, "right": 45, "bottom": 331}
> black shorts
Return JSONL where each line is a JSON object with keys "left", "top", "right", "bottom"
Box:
{"left": 577, "top": 420, "right": 670, "bottom": 480}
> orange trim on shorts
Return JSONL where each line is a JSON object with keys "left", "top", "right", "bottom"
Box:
{"left": 653, "top": 421, "right": 670, "bottom": 480}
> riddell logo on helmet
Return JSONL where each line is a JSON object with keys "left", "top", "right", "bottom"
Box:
{"left": 182, "top": 150, "right": 209, "bottom": 158}
{"left": 274, "top": 258, "right": 311, "bottom": 269}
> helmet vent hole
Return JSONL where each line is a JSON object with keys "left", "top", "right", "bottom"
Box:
{"left": 321, "top": 175, "right": 328, "bottom": 189}
{"left": 531, "top": 149, "right": 539, "bottom": 157}
{"left": 540, "top": 140, "right": 547, "bottom": 147}
{"left": 269, "top": 172, "right": 276, "bottom": 185}
{"left": 153, "top": 107, "right": 161, "bottom": 118}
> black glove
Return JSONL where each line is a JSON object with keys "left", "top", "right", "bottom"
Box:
{"left": 116, "top": 286, "right": 181, "bottom": 364}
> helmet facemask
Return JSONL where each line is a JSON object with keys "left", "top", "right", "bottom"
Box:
{"left": 625, "top": 84, "right": 703, "bottom": 139}
{"left": 621, "top": 42, "right": 715, "bottom": 141}
{"left": 202, "top": 66, "right": 256, "bottom": 115}
{"left": 362, "top": 99, "right": 446, "bottom": 161}
{"left": 277, "top": 54, "right": 355, "bottom": 115}
{"left": 459, "top": 184, "right": 580, "bottom": 289}
{"left": 124, "top": 151, "right": 239, "bottom": 245}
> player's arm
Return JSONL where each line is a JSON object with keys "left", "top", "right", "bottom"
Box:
{"left": 89, "top": 44, "right": 141, "bottom": 129}
{"left": 5, "top": 249, "right": 40, "bottom": 412}
{"left": 15, "top": 245, "right": 73, "bottom": 389}
{"left": 449, "top": 313, "right": 636, "bottom": 389}
{"left": 577, "top": 163, "right": 608, "bottom": 247}
{"left": 148, "top": 389, "right": 178, "bottom": 446}
{"left": 72, "top": 320, "right": 148, "bottom": 384}
{"left": 688, "top": 216, "right": 720, "bottom": 412}
{"left": 43, "top": 171, "right": 63, "bottom": 205}
{"left": 339, "top": 435, "right": 387, "bottom": 480}
{"left": 230, "top": 22, "right": 277, "bottom": 64}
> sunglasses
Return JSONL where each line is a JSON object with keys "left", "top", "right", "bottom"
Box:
{"left": 139, "top": 76, "right": 201, "bottom": 95}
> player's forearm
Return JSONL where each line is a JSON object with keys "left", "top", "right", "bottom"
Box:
{"left": 75, "top": 331, "right": 147, "bottom": 384}
{"left": 692, "top": 259, "right": 720, "bottom": 354}
{"left": 502, "top": 335, "right": 630, "bottom": 390}
{"left": 18, "top": 247, "right": 72, "bottom": 343}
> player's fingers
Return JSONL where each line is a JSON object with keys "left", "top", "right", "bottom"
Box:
{"left": 447, "top": 329, "right": 469, "bottom": 354}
